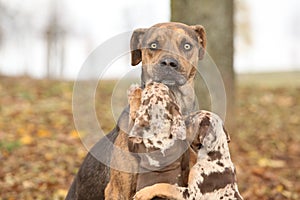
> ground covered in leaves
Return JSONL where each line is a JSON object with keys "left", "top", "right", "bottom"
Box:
{"left": 0, "top": 73, "right": 299, "bottom": 200}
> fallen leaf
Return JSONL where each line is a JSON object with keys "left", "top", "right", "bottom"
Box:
{"left": 70, "top": 130, "right": 79, "bottom": 139}
{"left": 258, "top": 158, "right": 286, "bottom": 168}
{"left": 20, "top": 135, "right": 34, "bottom": 145}
{"left": 37, "top": 129, "right": 51, "bottom": 138}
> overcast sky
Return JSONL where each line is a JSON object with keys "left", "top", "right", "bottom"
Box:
{"left": 236, "top": 0, "right": 300, "bottom": 72}
{"left": 0, "top": 0, "right": 299, "bottom": 79}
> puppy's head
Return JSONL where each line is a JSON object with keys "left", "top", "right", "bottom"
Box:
{"left": 128, "top": 82, "right": 186, "bottom": 146}
{"left": 130, "top": 22, "right": 206, "bottom": 87}
{"left": 185, "top": 111, "right": 230, "bottom": 153}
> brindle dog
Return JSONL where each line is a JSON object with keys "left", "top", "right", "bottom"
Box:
{"left": 65, "top": 22, "right": 206, "bottom": 200}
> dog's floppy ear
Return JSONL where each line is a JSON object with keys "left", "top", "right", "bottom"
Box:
{"left": 190, "top": 25, "right": 207, "bottom": 60}
{"left": 130, "top": 28, "right": 147, "bottom": 66}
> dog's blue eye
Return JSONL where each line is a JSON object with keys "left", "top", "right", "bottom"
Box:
{"left": 184, "top": 43, "right": 192, "bottom": 50}
{"left": 150, "top": 42, "right": 158, "bottom": 49}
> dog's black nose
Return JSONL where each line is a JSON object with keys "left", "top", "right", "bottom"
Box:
{"left": 160, "top": 57, "right": 178, "bottom": 69}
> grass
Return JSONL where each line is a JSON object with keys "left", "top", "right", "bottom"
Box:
{"left": 0, "top": 71, "right": 299, "bottom": 200}
{"left": 237, "top": 71, "right": 300, "bottom": 88}
{"left": 0, "top": 140, "right": 21, "bottom": 153}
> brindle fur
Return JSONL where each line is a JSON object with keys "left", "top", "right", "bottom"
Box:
{"left": 65, "top": 22, "right": 206, "bottom": 200}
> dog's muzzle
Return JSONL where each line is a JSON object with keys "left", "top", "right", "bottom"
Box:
{"left": 152, "top": 57, "right": 187, "bottom": 86}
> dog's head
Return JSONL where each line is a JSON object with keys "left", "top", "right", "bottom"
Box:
{"left": 130, "top": 22, "right": 206, "bottom": 87}
{"left": 128, "top": 82, "right": 186, "bottom": 149}
{"left": 185, "top": 111, "right": 230, "bottom": 153}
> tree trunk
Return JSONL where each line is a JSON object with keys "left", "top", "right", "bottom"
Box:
{"left": 171, "top": 0, "right": 235, "bottom": 129}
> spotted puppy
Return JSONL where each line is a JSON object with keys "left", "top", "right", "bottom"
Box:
{"left": 128, "top": 82, "right": 190, "bottom": 192}
{"left": 134, "top": 110, "right": 243, "bottom": 200}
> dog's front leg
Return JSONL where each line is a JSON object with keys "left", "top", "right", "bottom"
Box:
{"left": 105, "top": 130, "right": 138, "bottom": 200}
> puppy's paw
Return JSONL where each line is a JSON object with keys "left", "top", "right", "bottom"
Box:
{"left": 133, "top": 188, "right": 155, "bottom": 200}
{"left": 128, "top": 84, "right": 142, "bottom": 120}
{"left": 133, "top": 191, "right": 153, "bottom": 200}
{"left": 127, "top": 84, "right": 141, "bottom": 99}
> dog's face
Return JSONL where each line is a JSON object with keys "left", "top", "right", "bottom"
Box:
{"left": 130, "top": 22, "right": 206, "bottom": 87}
{"left": 185, "top": 111, "right": 230, "bottom": 153}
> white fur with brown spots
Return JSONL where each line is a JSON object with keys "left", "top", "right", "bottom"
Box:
{"left": 128, "top": 82, "right": 186, "bottom": 158}
{"left": 134, "top": 110, "right": 243, "bottom": 200}
{"left": 127, "top": 82, "right": 189, "bottom": 192}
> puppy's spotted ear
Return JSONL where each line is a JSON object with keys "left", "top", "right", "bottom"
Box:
{"left": 129, "top": 117, "right": 149, "bottom": 144}
{"left": 128, "top": 87, "right": 150, "bottom": 143}
{"left": 169, "top": 102, "right": 186, "bottom": 140}
{"left": 223, "top": 125, "right": 231, "bottom": 143}
{"left": 130, "top": 28, "right": 147, "bottom": 66}
{"left": 190, "top": 25, "right": 207, "bottom": 60}
{"left": 197, "top": 115, "right": 211, "bottom": 142}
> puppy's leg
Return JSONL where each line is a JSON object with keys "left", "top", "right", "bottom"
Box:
{"left": 134, "top": 183, "right": 184, "bottom": 200}
{"left": 105, "top": 130, "right": 138, "bottom": 200}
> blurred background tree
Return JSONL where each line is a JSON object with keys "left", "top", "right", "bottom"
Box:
{"left": 0, "top": 3, "right": 4, "bottom": 47}
{"left": 0, "top": 2, "right": 14, "bottom": 51}
{"left": 0, "top": 2, "right": 17, "bottom": 74}
{"left": 235, "top": 0, "right": 252, "bottom": 50}
{"left": 171, "top": 0, "right": 235, "bottom": 128}
{"left": 45, "top": 0, "right": 66, "bottom": 79}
